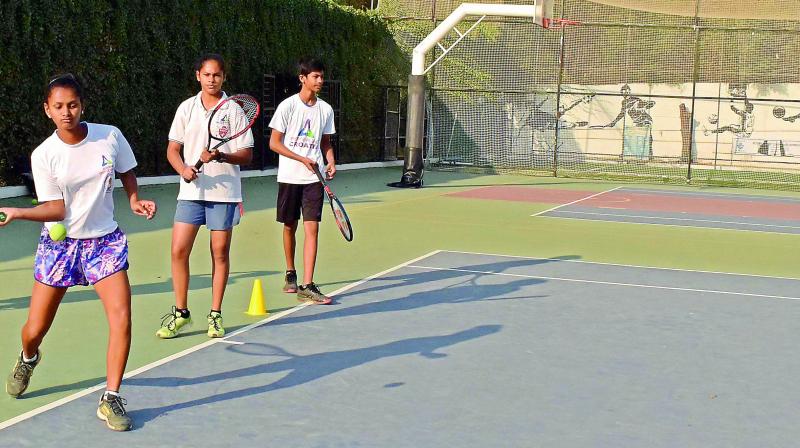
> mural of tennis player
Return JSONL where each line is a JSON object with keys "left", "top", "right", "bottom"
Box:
{"left": 704, "top": 83, "right": 754, "bottom": 137}
{"left": 590, "top": 84, "right": 655, "bottom": 157}
{"left": 513, "top": 93, "right": 595, "bottom": 137}
{"left": 590, "top": 84, "right": 655, "bottom": 129}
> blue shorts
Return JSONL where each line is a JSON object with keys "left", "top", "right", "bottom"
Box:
{"left": 34, "top": 227, "right": 129, "bottom": 288}
{"left": 174, "top": 200, "right": 241, "bottom": 230}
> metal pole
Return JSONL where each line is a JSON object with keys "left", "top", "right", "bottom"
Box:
{"left": 394, "top": 75, "right": 426, "bottom": 187}
{"left": 687, "top": 0, "right": 701, "bottom": 183}
{"left": 553, "top": 0, "right": 567, "bottom": 177}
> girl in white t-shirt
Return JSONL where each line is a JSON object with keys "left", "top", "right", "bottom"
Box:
{"left": 158, "top": 54, "right": 254, "bottom": 340}
{"left": 0, "top": 74, "right": 156, "bottom": 432}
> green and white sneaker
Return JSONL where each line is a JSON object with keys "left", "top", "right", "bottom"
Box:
{"left": 297, "top": 282, "right": 332, "bottom": 305}
{"left": 207, "top": 311, "right": 225, "bottom": 338}
{"left": 156, "top": 306, "right": 192, "bottom": 339}
{"left": 6, "top": 350, "right": 40, "bottom": 398}
{"left": 97, "top": 391, "right": 132, "bottom": 431}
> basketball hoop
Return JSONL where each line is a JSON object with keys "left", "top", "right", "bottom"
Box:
{"left": 542, "top": 18, "right": 582, "bottom": 30}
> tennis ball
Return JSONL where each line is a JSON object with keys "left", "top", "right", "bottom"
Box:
{"left": 31, "top": 199, "right": 39, "bottom": 205}
{"left": 49, "top": 223, "right": 67, "bottom": 242}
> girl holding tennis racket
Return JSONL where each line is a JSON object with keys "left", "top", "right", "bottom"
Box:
{"left": 0, "top": 74, "right": 156, "bottom": 431}
{"left": 158, "top": 54, "right": 254, "bottom": 339}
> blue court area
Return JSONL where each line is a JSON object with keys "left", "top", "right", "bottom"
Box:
{"left": 2, "top": 251, "right": 800, "bottom": 447}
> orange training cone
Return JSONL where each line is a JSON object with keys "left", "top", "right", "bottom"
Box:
{"left": 245, "top": 279, "right": 268, "bottom": 316}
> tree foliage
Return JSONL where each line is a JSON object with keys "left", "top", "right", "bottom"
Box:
{"left": 0, "top": 0, "right": 407, "bottom": 185}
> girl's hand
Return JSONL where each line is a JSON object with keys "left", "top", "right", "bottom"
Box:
{"left": 0, "top": 207, "right": 18, "bottom": 226}
{"left": 131, "top": 200, "right": 157, "bottom": 220}
{"left": 199, "top": 150, "right": 221, "bottom": 163}
{"left": 181, "top": 166, "right": 199, "bottom": 182}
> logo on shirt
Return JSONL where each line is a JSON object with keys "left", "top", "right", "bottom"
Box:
{"left": 297, "top": 118, "right": 315, "bottom": 138}
{"left": 101, "top": 156, "right": 114, "bottom": 193}
{"left": 216, "top": 115, "right": 231, "bottom": 138}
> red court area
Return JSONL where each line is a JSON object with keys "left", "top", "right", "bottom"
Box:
{"left": 449, "top": 186, "right": 800, "bottom": 221}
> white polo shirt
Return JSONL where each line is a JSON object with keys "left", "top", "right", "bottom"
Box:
{"left": 268, "top": 94, "right": 336, "bottom": 184}
{"left": 31, "top": 123, "right": 138, "bottom": 239}
{"left": 168, "top": 92, "right": 254, "bottom": 202}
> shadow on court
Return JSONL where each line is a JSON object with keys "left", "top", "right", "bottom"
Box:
{"left": 274, "top": 257, "right": 578, "bottom": 326}
{"left": 19, "top": 377, "right": 106, "bottom": 400}
{"left": 0, "top": 270, "right": 276, "bottom": 311}
{"left": 124, "top": 324, "right": 501, "bottom": 428}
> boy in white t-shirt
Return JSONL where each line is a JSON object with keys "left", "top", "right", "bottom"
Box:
{"left": 268, "top": 58, "right": 336, "bottom": 304}
{"left": 158, "top": 54, "right": 254, "bottom": 339}
{"left": 0, "top": 74, "right": 156, "bottom": 432}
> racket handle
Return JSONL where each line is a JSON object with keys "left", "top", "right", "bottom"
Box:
{"left": 311, "top": 165, "right": 325, "bottom": 184}
{"left": 183, "top": 159, "right": 204, "bottom": 183}
{"left": 0, "top": 212, "right": 6, "bottom": 222}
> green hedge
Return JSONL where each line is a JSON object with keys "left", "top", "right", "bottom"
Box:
{"left": 0, "top": 0, "right": 407, "bottom": 185}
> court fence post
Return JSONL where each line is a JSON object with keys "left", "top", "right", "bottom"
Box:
{"left": 553, "top": 0, "right": 567, "bottom": 178}
{"left": 686, "top": 0, "right": 701, "bottom": 183}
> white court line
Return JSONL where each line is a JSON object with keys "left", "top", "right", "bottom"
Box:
{"left": 440, "top": 250, "right": 800, "bottom": 281}
{"left": 0, "top": 250, "right": 442, "bottom": 431}
{"left": 405, "top": 265, "right": 800, "bottom": 301}
{"left": 616, "top": 187, "right": 800, "bottom": 203}
{"left": 548, "top": 210, "right": 800, "bottom": 230}
{"left": 530, "top": 186, "right": 622, "bottom": 217}
{"left": 540, "top": 210, "right": 800, "bottom": 237}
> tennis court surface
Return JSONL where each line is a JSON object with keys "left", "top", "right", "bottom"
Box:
{"left": 451, "top": 185, "right": 800, "bottom": 234}
{"left": 2, "top": 249, "right": 799, "bottom": 447}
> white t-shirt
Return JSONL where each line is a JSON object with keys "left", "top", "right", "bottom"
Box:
{"left": 268, "top": 94, "right": 336, "bottom": 184}
{"left": 169, "top": 92, "right": 255, "bottom": 202}
{"left": 31, "top": 123, "right": 138, "bottom": 239}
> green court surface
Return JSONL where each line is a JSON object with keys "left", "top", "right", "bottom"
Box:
{"left": 1, "top": 166, "right": 799, "bottom": 423}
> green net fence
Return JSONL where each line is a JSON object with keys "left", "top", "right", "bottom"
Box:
{"left": 381, "top": 0, "right": 800, "bottom": 190}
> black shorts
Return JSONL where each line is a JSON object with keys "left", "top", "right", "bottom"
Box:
{"left": 276, "top": 182, "right": 324, "bottom": 223}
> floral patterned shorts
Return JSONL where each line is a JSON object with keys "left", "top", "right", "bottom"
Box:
{"left": 33, "top": 227, "right": 129, "bottom": 287}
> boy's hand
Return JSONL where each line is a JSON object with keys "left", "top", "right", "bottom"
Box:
{"left": 325, "top": 163, "right": 336, "bottom": 180}
{"left": 132, "top": 200, "right": 157, "bottom": 220}
{"left": 299, "top": 157, "right": 317, "bottom": 173}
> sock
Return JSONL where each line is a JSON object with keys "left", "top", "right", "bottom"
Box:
{"left": 103, "top": 390, "right": 119, "bottom": 400}
{"left": 21, "top": 351, "right": 38, "bottom": 364}
{"left": 177, "top": 308, "right": 190, "bottom": 318}
{"left": 210, "top": 309, "right": 221, "bottom": 315}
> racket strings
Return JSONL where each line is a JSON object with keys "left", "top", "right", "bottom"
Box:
{"left": 331, "top": 201, "right": 353, "bottom": 240}
{"left": 209, "top": 95, "right": 260, "bottom": 140}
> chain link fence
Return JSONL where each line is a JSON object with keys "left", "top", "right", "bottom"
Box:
{"left": 382, "top": 0, "right": 800, "bottom": 189}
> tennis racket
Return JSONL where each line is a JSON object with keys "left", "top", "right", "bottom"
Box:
{"left": 185, "top": 93, "right": 260, "bottom": 182}
{"left": 312, "top": 165, "right": 353, "bottom": 242}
